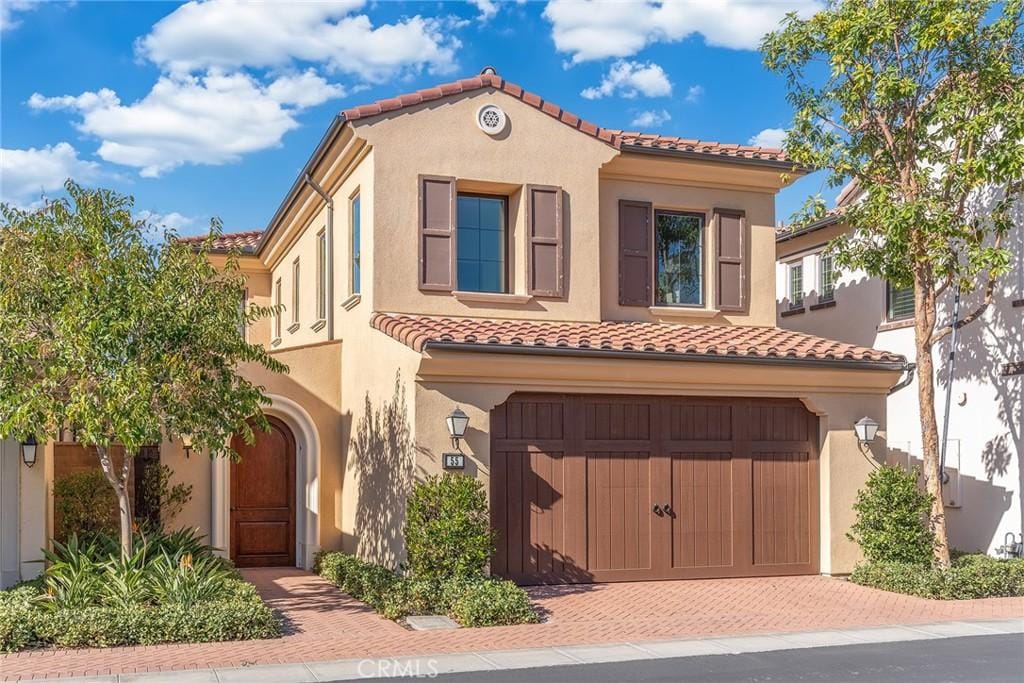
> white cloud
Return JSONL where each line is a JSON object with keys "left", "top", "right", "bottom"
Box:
{"left": 469, "top": 0, "right": 498, "bottom": 21}
{"left": 630, "top": 109, "right": 671, "bottom": 128}
{"left": 685, "top": 85, "right": 704, "bottom": 103}
{"left": 1, "top": 0, "right": 36, "bottom": 33}
{"left": 580, "top": 60, "right": 672, "bottom": 100}
{"left": 29, "top": 70, "right": 345, "bottom": 177}
{"left": 748, "top": 127, "right": 787, "bottom": 148}
{"left": 137, "top": 210, "right": 197, "bottom": 233}
{"left": 136, "top": 0, "right": 459, "bottom": 82}
{"left": 0, "top": 142, "right": 101, "bottom": 207}
{"left": 545, "top": 0, "right": 822, "bottom": 63}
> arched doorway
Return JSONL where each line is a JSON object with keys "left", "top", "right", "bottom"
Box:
{"left": 230, "top": 416, "right": 296, "bottom": 567}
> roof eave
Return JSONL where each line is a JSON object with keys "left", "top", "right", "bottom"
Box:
{"left": 620, "top": 144, "right": 806, "bottom": 173}
{"left": 422, "top": 340, "right": 905, "bottom": 372}
{"left": 775, "top": 214, "right": 845, "bottom": 244}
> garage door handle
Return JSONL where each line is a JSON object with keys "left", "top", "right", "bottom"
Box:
{"left": 652, "top": 504, "right": 663, "bottom": 516}
{"left": 663, "top": 504, "right": 673, "bottom": 516}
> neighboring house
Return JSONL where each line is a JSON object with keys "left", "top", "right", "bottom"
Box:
{"left": 3, "top": 69, "right": 908, "bottom": 588}
{"left": 775, "top": 190, "right": 1023, "bottom": 556}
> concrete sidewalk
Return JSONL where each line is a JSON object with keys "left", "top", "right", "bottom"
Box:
{"left": 27, "top": 618, "right": 1024, "bottom": 682}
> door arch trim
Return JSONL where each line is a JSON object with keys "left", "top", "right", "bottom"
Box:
{"left": 212, "top": 394, "right": 320, "bottom": 568}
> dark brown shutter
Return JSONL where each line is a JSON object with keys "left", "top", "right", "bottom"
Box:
{"left": 526, "top": 185, "right": 563, "bottom": 297}
{"left": 618, "top": 200, "right": 652, "bottom": 306}
{"left": 714, "top": 208, "right": 746, "bottom": 311}
{"left": 418, "top": 175, "right": 457, "bottom": 291}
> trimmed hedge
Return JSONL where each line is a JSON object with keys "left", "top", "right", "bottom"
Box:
{"left": 314, "top": 551, "right": 539, "bottom": 627}
{"left": 851, "top": 554, "right": 1024, "bottom": 599}
{"left": 1, "top": 578, "right": 278, "bottom": 652}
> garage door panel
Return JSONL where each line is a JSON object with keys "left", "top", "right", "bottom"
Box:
{"left": 586, "top": 451, "right": 653, "bottom": 572}
{"left": 666, "top": 403, "right": 733, "bottom": 441}
{"left": 671, "top": 452, "right": 734, "bottom": 569}
{"left": 752, "top": 451, "right": 812, "bottom": 567}
{"left": 584, "top": 400, "right": 650, "bottom": 440}
{"left": 748, "top": 404, "right": 810, "bottom": 442}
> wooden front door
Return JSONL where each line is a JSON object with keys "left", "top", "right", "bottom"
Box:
{"left": 490, "top": 394, "right": 819, "bottom": 585}
{"left": 230, "top": 416, "right": 296, "bottom": 567}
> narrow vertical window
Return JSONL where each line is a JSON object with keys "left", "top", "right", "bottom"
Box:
{"left": 819, "top": 253, "right": 836, "bottom": 301}
{"left": 788, "top": 261, "right": 804, "bottom": 309}
{"left": 351, "top": 193, "right": 361, "bottom": 294}
{"left": 654, "top": 210, "right": 704, "bottom": 306}
{"left": 290, "top": 258, "right": 300, "bottom": 329}
{"left": 316, "top": 229, "right": 327, "bottom": 321}
{"left": 274, "top": 277, "right": 282, "bottom": 341}
{"left": 238, "top": 289, "right": 248, "bottom": 341}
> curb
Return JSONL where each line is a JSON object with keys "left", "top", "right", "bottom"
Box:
{"left": 34, "top": 618, "right": 1024, "bottom": 682}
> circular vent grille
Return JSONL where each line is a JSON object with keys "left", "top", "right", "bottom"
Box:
{"left": 476, "top": 104, "right": 507, "bottom": 136}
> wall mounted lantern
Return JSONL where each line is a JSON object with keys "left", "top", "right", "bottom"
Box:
{"left": 443, "top": 407, "right": 470, "bottom": 470}
{"left": 445, "top": 407, "right": 470, "bottom": 451}
{"left": 854, "top": 416, "right": 879, "bottom": 445}
{"left": 21, "top": 434, "right": 38, "bottom": 467}
{"left": 181, "top": 434, "right": 194, "bottom": 459}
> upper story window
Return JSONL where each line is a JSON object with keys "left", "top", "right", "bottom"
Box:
{"left": 456, "top": 193, "right": 507, "bottom": 293}
{"left": 654, "top": 210, "right": 704, "bottom": 306}
{"left": 290, "top": 258, "right": 300, "bottom": 330}
{"left": 273, "top": 277, "right": 282, "bottom": 341}
{"left": 239, "top": 289, "right": 248, "bottom": 341}
{"left": 887, "top": 282, "right": 914, "bottom": 321}
{"left": 316, "top": 229, "right": 327, "bottom": 321}
{"left": 818, "top": 252, "right": 836, "bottom": 302}
{"left": 351, "top": 193, "right": 361, "bottom": 295}
{"left": 787, "top": 260, "right": 804, "bottom": 309}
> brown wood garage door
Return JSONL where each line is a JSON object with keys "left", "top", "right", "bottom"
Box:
{"left": 490, "top": 394, "right": 819, "bottom": 584}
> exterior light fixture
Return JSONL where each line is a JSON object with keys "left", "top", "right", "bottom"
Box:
{"left": 21, "top": 434, "right": 38, "bottom": 467}
{"left": 181, "top": 434, "right": 194, "bottom": 458}
{"left": 445, "top": 408, "right": 470, "bottom": 450}
{"left": 443, "top": 407, "right": 470, "bottom": 470}
{"left": 854, "top": 416, "right": 879, "bottom": 444}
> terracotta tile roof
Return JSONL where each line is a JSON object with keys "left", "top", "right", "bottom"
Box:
{"left": 178, "top": 230, "right": 263, "bottom": 253}
{"left": 370, "top": 313, "right": 904, "bottom": 367}
{"left": 341, "top": 71, "right": 792, "bottom": 165}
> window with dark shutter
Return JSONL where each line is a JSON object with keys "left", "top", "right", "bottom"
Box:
{"left": 713, "top": 208, "right": 746, "bottom": 311}
{"left": 618, "top": 200, "right": 653, "bottom": 306}
{"left": 526, "top": 185, "right": 563, "bottom": 297}
{"left": 419, "top": 175, "right": 456, "bottom": 291}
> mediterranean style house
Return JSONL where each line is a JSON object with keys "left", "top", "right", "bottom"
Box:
{"left": 775, "top": 185, "right": 1023, "bottom": 556}
{"left": 3, "top": 69, "right": 909, "bottom": 588}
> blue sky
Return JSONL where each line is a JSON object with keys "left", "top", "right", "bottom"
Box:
{"left": 1, "top": 0, "right": 831, "bottom": 237}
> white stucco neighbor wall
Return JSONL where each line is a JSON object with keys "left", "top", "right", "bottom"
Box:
{"left": 775, "top": 217, "right": 1024, "bottom": 556}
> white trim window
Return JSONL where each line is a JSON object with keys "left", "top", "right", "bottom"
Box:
{"left": 351, "top": 193, "right": 361, "bottom": 295}
{"left": 788, "top": 260, "right": 804, "bottom": 309}
{"left": 239, "top": 289, "right": 248, "bottom": 341}
{"left": 274, "top": 277, "right": 282, "bottom": 342}
{"left": 316, "top": 228, "right": 327, "bottom": 322}
{"left": 289, "top": 258, "right": 300, "bottom": 332}
{"left": 818, "top": 252, "right": 836, "bottom": 302}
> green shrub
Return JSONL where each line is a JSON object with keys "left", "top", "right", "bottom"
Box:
{"left": 851, "top": 555, "right": 1024, "bottom": 599}
{"left": 449, "top": 578, "right": 540, "bottom": 628}
{"left": 140, "top": 463, "right": 194, "bottom": 531}
{"left": 53, "top": 470, "right": 118, "bottom": 541}
{"left": 405, "top": 474, "right": 494, "bottom": 580}
{"left": 848, "top": 465, "right": 935, "bottom": 566}
{"left": 314, "top": 551, "right": 538, "bottom": 628}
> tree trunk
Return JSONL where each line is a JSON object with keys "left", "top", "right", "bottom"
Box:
{"left": 95, "top": 445, "right": 134, "bottom": 556}
{"left": 914, "top": 274, "right": 952, "bottom": 568}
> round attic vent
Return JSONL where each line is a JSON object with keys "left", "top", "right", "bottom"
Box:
{"left": 476, "top": 104, "right": 507, "bottom": 136}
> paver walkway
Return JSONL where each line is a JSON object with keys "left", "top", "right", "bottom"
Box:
{"left": 3, "top": 568, "right": 1022, "bottom": 681}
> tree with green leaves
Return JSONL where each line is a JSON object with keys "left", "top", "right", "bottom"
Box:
{"left": 0, "top": 181, "right": 286, "bottom": 554}
{"left": 763, "top": 0, "right": 1023, "bottom": 566}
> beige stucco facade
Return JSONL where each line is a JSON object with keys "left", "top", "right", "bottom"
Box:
{"left": 3, "top": 78, "right": 905, "bottom": 587}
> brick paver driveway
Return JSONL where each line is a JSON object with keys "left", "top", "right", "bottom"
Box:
{"left": 2, "top": 568, "right": 1021, "bottom": 680}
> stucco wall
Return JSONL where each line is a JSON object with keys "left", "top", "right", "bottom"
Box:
{"left": 776, "top": 221, "right": 1024, "bottom": 555}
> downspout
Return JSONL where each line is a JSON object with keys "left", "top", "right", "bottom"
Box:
{"left": 888, "top": 362, "right": 917, "bottom": 395}
{"left": 939, "top": 285, "right": 962, "bottom": 483}
{"left": 303, "top": 174, "right": 334, "bottom": 341}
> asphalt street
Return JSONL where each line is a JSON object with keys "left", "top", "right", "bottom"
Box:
{"left": 412, "top": 634, "right": 1024, "bottom": 683}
